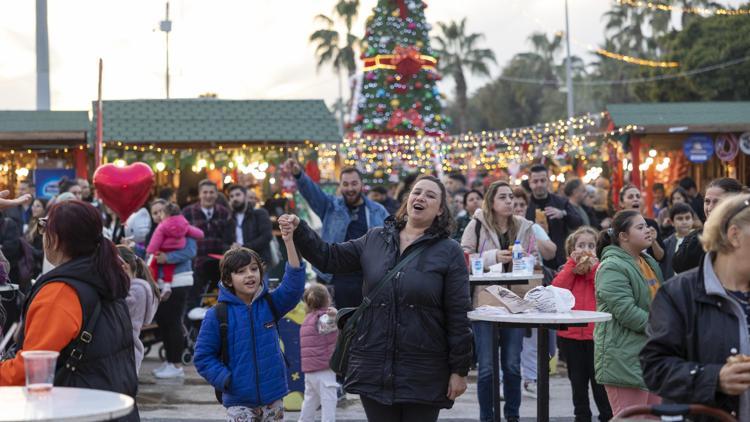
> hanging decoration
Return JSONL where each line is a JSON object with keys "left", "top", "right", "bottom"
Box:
{"left": 344, "top": 112, "right": 640, "bottom": 177}
{"left": 595, "top": 49, "right": 679, "bottom": 68}
{"left": 715, "top": 133, "right": 739, "bottom": 162}
{"left": 617, "top": 0, "right": 750, "bottom": 16}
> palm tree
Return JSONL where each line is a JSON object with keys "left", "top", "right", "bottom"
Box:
{"left": 433, "top": 18, "right": 496, "bottom": 133}
{"left": 309, "top": 1, "right": 360, "bottom": 131}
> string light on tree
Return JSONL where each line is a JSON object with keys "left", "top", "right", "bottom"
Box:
{"left": 595, "top": 48, "right": 679, "bottom": 68}
{"left": 617, "top": 0, "right": 750, "bottom": 16}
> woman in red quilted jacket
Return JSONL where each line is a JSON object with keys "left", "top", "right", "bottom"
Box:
{"left": 552, "top": 226, "right": 613, "bottom": 421}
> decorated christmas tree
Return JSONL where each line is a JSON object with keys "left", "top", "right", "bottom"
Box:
{"left": 352, "top": 0, "right": 448, "bottom": 136}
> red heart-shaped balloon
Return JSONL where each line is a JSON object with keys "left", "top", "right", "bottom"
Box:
{"left": 93, "top": 162, "right": 155, "bottom": 221}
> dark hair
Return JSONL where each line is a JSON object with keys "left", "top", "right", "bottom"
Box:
{"left": 596, "top": 209, "right": 642, "bottom": 258}
{"left": 653, "top": 183, "right": 665, "bottom": 192}
{"left": 46, "top": 200, "right": 130, "bottom": 299}
{"left": 530, "top": 164, "right": 548, "bottom": 175}
{"left": 669, "top": 202, "right": 694, "bottom": 221}
{"left": 163, "top": 202, "right": 181, "bottom": 217}
{"left": 447, "top": 173, "right": 467, "bottom": 186}
{"left": 26, "top": 198, "right": 49, "bottom": 242}
{"left": 117, "top": 245, "right": 159, "bottom": 298}
{"left": 198, "top": 179, "right": 217, "bottom": 191}
{"left": 394, "top": 175, "right": 454, "bottom": 238}
{"left": 158, "top": 187, "right": 175, "bottom": 201}
{"left": 370, "top": 185, "right": 388, "bottom": 195}
{"left": 679, "top": 177, "right": 697, "bottom": 191}
{"left": 669, "top": 187, "right": 689, "bottom": 205}
{"left": 303, "top": 283, "right": 330, "bottom": 312}
{"left": 19, "top": 179, "right": 33, "bottom": 187}
{"left": 227, "top": 184, "right": 247, "bottom": 194}
{"left": 564, "top": 179, "right": 584, "bottom": 197}
{"left": 463, "top": 189, "right": 484, "bottom": 207}
{"left": 57, "top": 177, "right": 77, "bottom": 193}
{"left": 339, "top": 167, "right": 362, "bottom": 180}
{"left": 219, "top": 247, "right": 265, "bottom": 292}
{"left": 707, "top": 177, "right": 744, "bottom": 194}
{"left": 618, "top": 184, "right": 640, "bottom": 202}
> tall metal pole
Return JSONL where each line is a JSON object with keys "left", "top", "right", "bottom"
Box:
{"left": 564, "top": 0, "right": 574, "bottom": 127}
{"left": 160, "top": 1, "right": 172, "bottom": 99}
{"left": 36, "top": 0, "right": 51, "bottom": 110}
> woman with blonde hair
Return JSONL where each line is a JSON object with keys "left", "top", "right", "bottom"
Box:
{"left": 642, "top": 193, "right": 750, "bottom": 419}
{"left": 461, "top": 180, "right": 538, "bottom": 422}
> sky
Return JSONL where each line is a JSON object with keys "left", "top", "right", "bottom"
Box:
{"left": 0, "top": 0, "right": 744, "bottom": 111}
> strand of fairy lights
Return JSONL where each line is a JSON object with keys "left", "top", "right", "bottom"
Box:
{"left": 617, "top": 0, "right": 750, "bottom": 16}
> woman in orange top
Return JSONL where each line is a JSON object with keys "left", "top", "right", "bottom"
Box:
{"left": 0, "top": 200, "right": 139, "bottom": 421}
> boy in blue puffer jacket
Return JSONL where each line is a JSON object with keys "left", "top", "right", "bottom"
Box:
{"left": 194, "top": 214, "right": 304, "bottom": 421}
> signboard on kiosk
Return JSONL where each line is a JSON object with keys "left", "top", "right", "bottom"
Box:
{"left": 683, "top": 135, "right": 714, "bottom": 163}
{"left": 34, "top": 169, "right": 76, "bottom": 199}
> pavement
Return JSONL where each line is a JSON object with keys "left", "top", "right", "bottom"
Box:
{"left": 137, "top": 349, "right": 608, "bottom": 421}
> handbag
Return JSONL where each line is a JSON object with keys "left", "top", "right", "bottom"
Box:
{"left": 329, "top": 243, "right": 427, "bottom": 376}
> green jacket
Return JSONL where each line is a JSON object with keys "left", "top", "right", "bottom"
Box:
{"left": 594, "top": 245, "right": 663, "bottom": 390}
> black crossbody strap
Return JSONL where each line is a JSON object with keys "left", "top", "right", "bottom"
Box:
{"left": 55, "top": 300, "right": 101, "bottom": 381}
{"left": 361, "top": 243, "right": 428, "bottom": 308}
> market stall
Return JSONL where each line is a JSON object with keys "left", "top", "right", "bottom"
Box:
{"left": 607, "top": 102, "right": 750, "bottom": 215}
{"left": 0, "top": 110, "right": 89, "bottom": 197}
{"left": 90, "top": 98, "right": 341, "bottom": 204}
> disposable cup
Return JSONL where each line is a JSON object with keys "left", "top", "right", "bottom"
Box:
{"left": 470, "top": 254, "right": 484, "bottom": 276}
{"left": 21, "top": 350, "right": 59, "bottom": 394}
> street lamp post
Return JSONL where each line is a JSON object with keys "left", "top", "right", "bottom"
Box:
{"left": 564, "top": 0, "right": 575, "bottom": 129}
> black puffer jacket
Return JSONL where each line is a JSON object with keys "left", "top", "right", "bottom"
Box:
{"left": 640, "top": 257, "right": 744, "bottom": 421}
{"left": 293, "top": 218, "right": 473, "bottom": 408}
{"left": 20, "top": 256, "right": 139, "bottom": 421}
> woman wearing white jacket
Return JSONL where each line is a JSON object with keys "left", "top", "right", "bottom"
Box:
{"left": 461, "top": 181, "right": 538, "bottom": 422}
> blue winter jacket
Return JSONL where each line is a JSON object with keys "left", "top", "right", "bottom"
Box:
{"left": 295, "top": 171, "right": 389, "bottom": 282}
{"left": 193, "top": 262, "right": 306, "bottom": 408}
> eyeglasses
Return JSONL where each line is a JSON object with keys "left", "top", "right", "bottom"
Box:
{"left": 724, "top": 199, "right": 750, "bottom": 233}
{"left": 37, "top": 217, "right": 48, "bottom": 234}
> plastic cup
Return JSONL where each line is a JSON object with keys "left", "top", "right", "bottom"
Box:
{"left": 524, "top": 256, "right": 536, "bottom": 275}
{"left": 21, "top": 351, "right": 59, "bottom": 394}
{"left": 470, "top": 254, "right": 484, "bottom": 276}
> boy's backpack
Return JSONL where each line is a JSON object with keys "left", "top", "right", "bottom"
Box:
{"left": 213, "top": 293, "right": 283, "bottom": 404}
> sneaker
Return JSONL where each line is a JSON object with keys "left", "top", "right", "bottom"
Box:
{"left": 522, "top": 380, "right": 537, "bottom": 399}
{"left": 151, "top": 361, "right": 169, "bottom": 375}
{"left": 154, "top": 363, "right": 184, "bottom": 379}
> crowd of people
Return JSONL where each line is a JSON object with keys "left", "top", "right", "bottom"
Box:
{"left": 0, "top": 162, "right": 748, "bottom": 422}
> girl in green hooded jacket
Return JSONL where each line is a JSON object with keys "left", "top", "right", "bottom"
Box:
{"left": 594, "top": 209, "right": 664, "bottom": 417}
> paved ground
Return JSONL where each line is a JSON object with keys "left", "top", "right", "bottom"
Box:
{"left": 137, "top": 350, "right": 608, "bottom": 421}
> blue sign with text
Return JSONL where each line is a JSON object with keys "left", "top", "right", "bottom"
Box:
{"left": 683, "top": 135, "right": 714, "bottom": 163}
{"left": 34, "top": 169, "right": 76, "bottom": 199}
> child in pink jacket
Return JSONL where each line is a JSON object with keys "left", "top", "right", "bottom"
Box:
{"left": 147, "top": 203, "right": 204, "bottom": 287}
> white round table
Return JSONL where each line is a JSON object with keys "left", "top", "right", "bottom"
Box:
{"left": 469, "top": 272, "right": 544, "bottom": 287}
{"left": 0, "top": 387, "right": 134, "bottom": 421}
{"left": 468, "top": 310, "right": 612, "bottom": 422}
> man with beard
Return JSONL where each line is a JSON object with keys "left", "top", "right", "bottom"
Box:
{"left": 227, "top": 184, "right": 273, "bottom": 265}
{"left": 284, "top": 159, "right": 389, "bottom": 308}
{"left": 525, "top": 164, "right": 583, "bottom": 268}
{"left": 182, "top": 179, "right": 233, "bottom": 308}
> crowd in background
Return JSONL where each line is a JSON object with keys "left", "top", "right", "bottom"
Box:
{"left": 0, "top": 165, "right": 749, "bottom": 421}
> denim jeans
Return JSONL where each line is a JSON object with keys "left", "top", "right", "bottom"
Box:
{"left": 474, "top": 321, "right": 524, "bottom": 421}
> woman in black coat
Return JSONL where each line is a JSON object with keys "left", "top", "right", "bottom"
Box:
{"left": 641, "top": 194, "right": 750, "bottom": 420}
{"left": 287, "top": 175, "right": 473, "bottom": 422}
